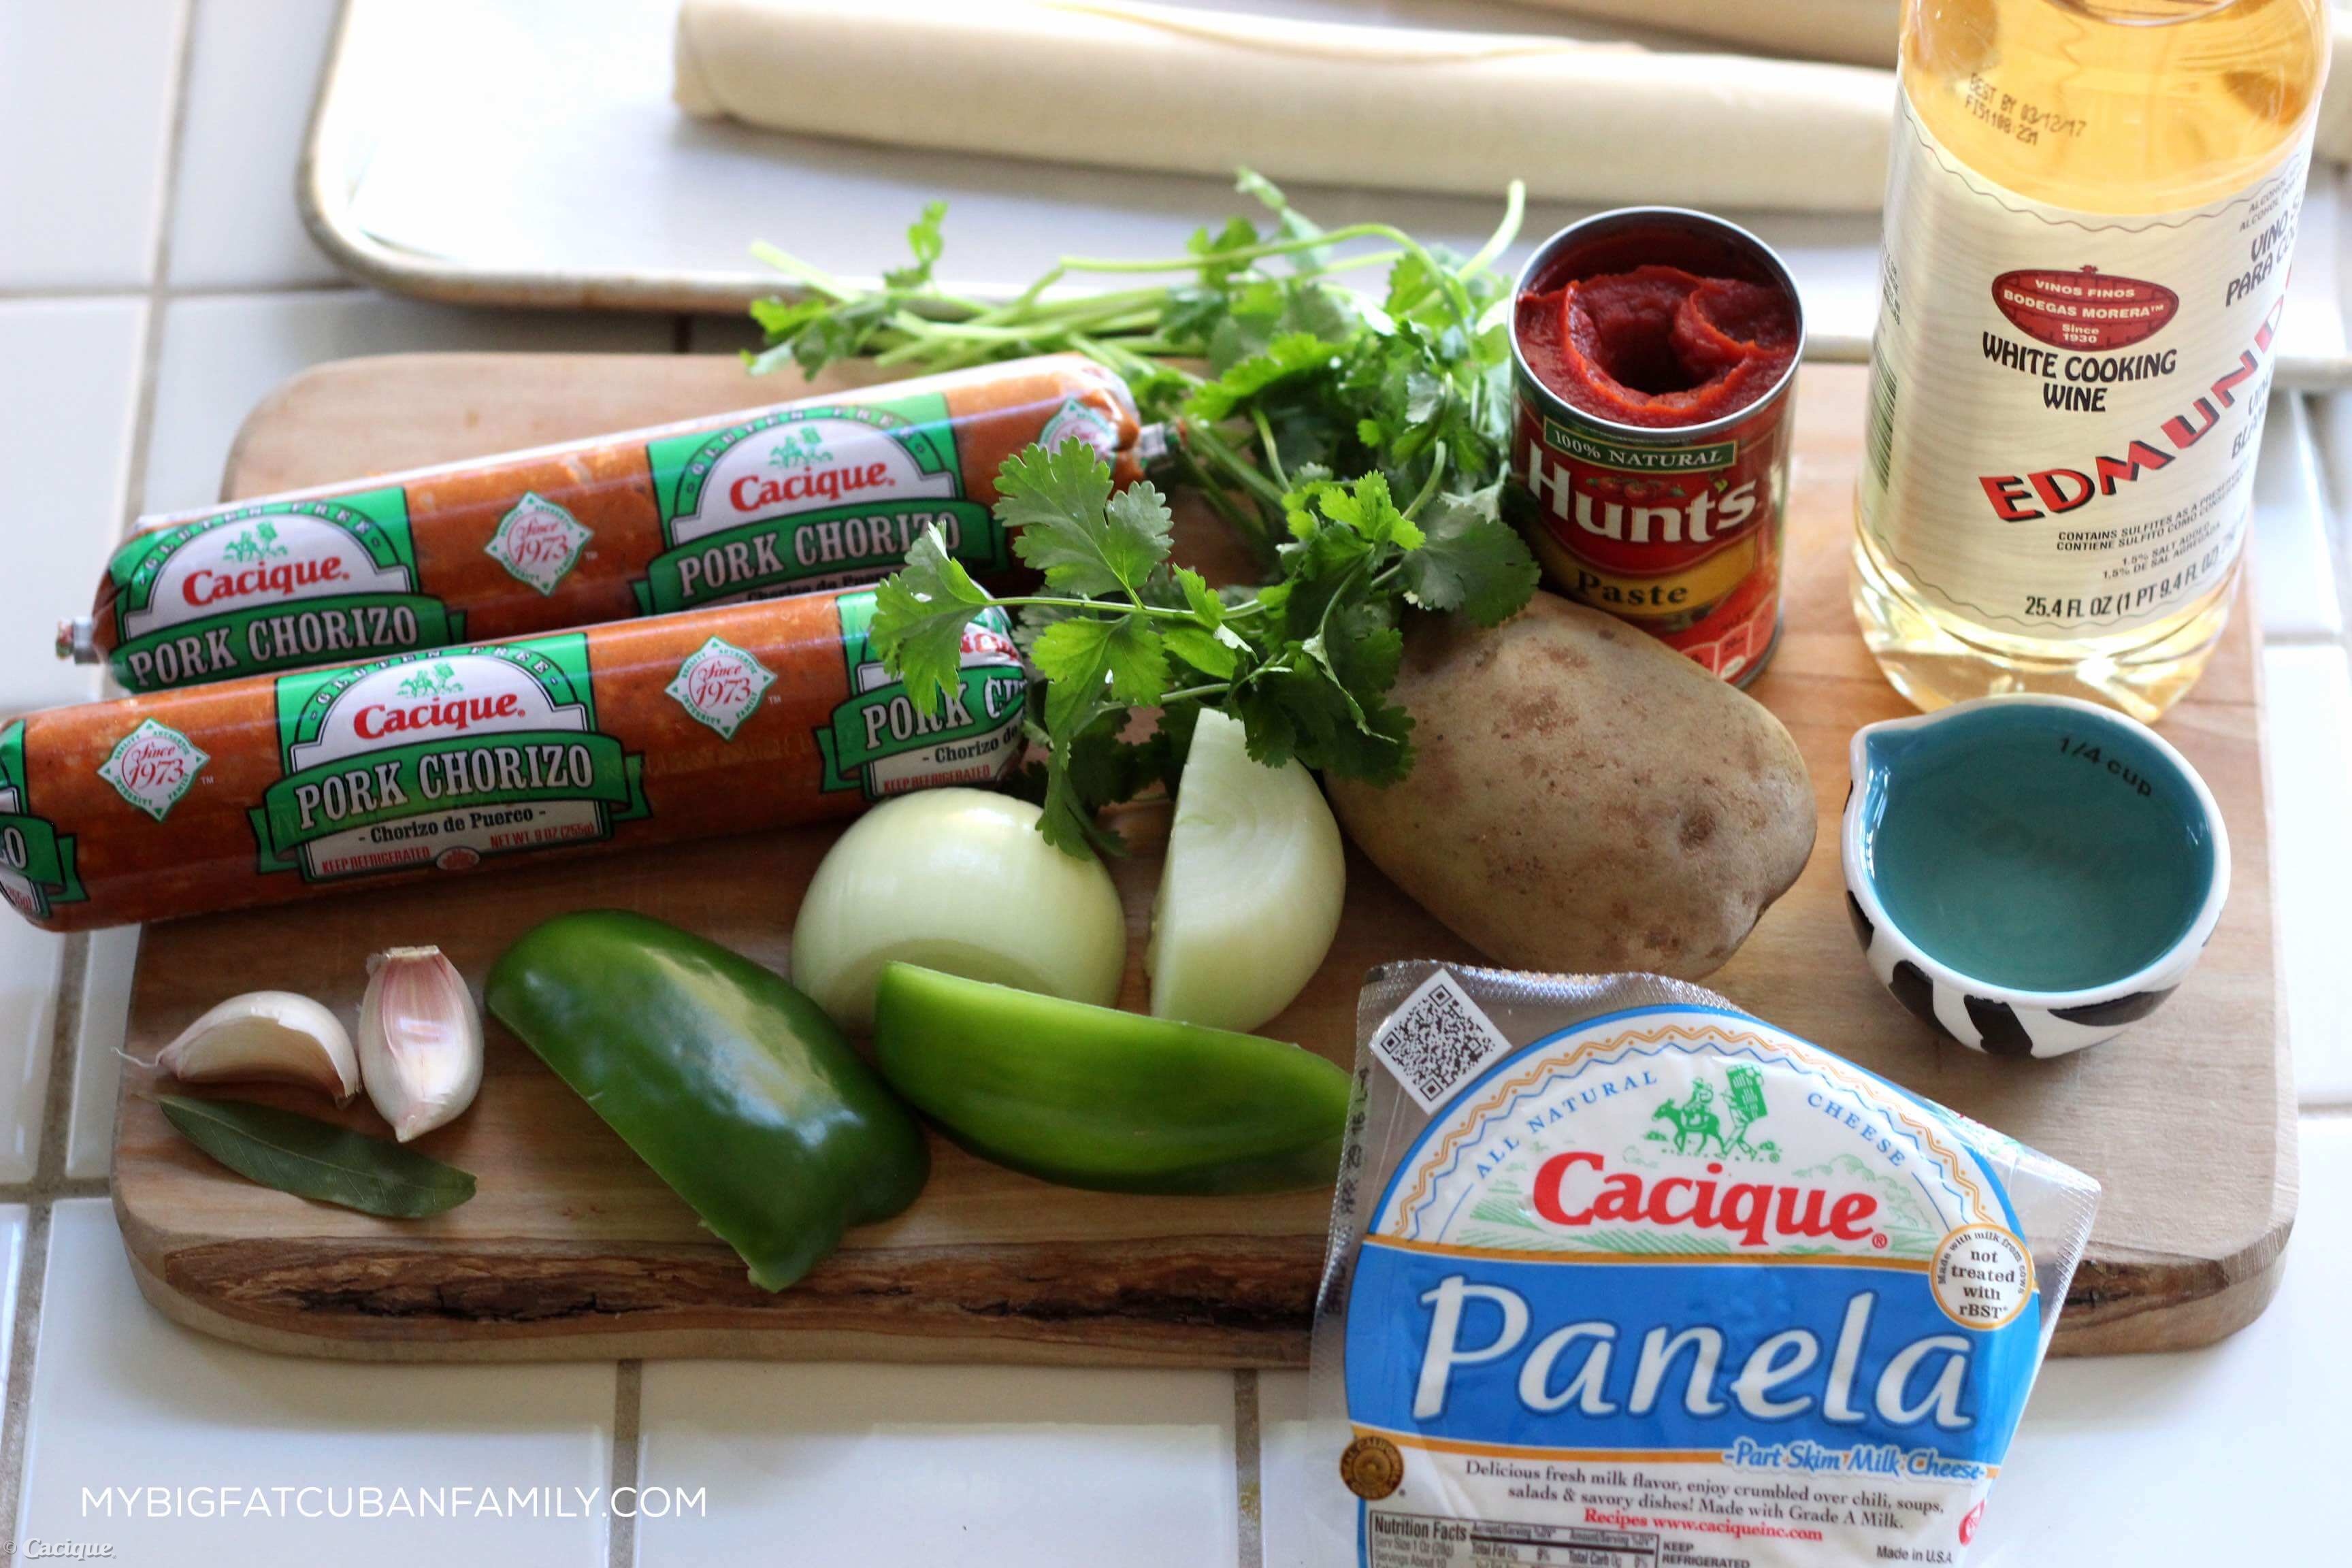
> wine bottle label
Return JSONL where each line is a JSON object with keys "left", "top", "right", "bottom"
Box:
{"left": 1861, "top": 89, "right": 2309, "bottom": 638}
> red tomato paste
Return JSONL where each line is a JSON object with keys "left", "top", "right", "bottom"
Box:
{"left": 1516, "top": 264, "right": 1799, "bottom": 431}
{"left": 1505, "top": 210, "right": 1805, "bottom": 685}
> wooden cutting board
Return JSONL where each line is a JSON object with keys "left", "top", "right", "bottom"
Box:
{"left": 110, "top": 357, "right": 2291, "bottom": 1363}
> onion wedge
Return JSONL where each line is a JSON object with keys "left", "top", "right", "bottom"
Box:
{"left": 1147, "top": 710, "right": 1345, "bottom": 1032}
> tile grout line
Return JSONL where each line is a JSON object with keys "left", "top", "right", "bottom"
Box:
{"left": 0, "top": 930, "right": 91, "bottom": 1550}
{"left": 2291, "top": 388, "right": 2352, "bottom": 662}
{"left": 1234, "top": 1370, "right": 1263, "bottom": 1568}
{"left": 33, "top": 941, "right": 91, "bottom": 1200}
{"left": 0, "top": 1203, "right": 58, "bottom": 1554}
{"left": 607, "top": 1359, "right": 643, "bottom": 1568}
{"left": 595, "top": 316, "right": 699, "bottom": 1568}
{"left": 117, "top": 0, "right": 206, "bottom": 547}
{"left": 0, "top": 0, "right": 203, "bottom": 1544}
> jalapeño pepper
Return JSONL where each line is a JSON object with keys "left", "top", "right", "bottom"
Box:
{"left": 871, "top": 963, "right": 1350, "bottom": 1195}
{"left": 486, "top": 911, "right": 928, "bottom": 1291}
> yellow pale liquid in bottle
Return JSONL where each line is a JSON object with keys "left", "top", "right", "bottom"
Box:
{"left": 1854, "top": 0, "right": 2328, "bottom": 719}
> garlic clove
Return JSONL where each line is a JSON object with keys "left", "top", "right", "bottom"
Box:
{"left": 359, "top": 946, "right": 484, "bottom": 1143}
{"left": 155, "top": 992, "right": 361, "bottom": 1103}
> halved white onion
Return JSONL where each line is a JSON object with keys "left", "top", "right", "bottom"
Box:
{"left": 791, "top": 788, "right": 1127, "bottom": 1032}
{"left": 1147, "top": 709, "right": 1345, "bottom": 1032}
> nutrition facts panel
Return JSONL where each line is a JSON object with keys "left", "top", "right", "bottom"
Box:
{"left": 1365, "top": 1510, "right": 1659, "bottom": 1567}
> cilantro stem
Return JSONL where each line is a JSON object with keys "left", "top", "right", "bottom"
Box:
{"left": 1250, "top": 407, "right": 1290, "bottom": 493}
{"left": 749, "top": 242, "right": 993, "bottom": 316}
{"left": 1050, "top": 228, "right": 1416, "bottom": 277}
{"left": 765, "top": 180, "right": 1538, "bottom": 843}
{"left": 1457, "top": 181, "right": 1528, "bottom": 280}
{"left": 885, "top": 307, "right": 1154, "bottom": 346}
{"left": 1066, "top": 333, "right": 1203, "bottom": 389}
{"left": 1168, "top": 423, "right": 1277, "bottom": 567}
{"left": 748, "top": 242, "right": 857, "bottom": 304}
{"left": 1180, "top": 419, "right": 1288, "bottom": 513}
{"left": 1401, "top": 442, "right": 1450, "bottom": 523}
{"left": 868, "top": 338, "right": 992, "bottom": 372}
{"left": 991, "top": 595, "right": 1205, "bottom": 622}
{"left": 959, "top": 280, "right": 1183, "bottom": 330}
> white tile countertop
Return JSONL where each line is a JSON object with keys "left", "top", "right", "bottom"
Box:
{"left": 0, "top": 3, "right": 2347, "bottom": 1565}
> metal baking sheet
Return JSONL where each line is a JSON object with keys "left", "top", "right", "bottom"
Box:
{"left": 302, "top": 0, "right": 2352, "bottom": 384}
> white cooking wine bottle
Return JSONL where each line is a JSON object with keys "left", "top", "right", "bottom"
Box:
{"left": 1855, "top": 0, "right": 2329, "bottom": 719}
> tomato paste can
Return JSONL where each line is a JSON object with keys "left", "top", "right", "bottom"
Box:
{"left": 1505, "top": 208, "right": 1805, "bottom": 686}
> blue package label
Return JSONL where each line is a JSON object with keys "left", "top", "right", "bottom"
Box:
{"left": 1337, "top": 992, "right": 2057, "bottom": 1567}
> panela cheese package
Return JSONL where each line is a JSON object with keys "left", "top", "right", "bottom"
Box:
{"left": 1304, "top": 963, "right": 2100, "bottom": 1567}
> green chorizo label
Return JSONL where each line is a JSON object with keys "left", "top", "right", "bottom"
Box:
{"left": 108, "top": 492, "right": 459, "bottom": 691}
{"left": 250, "top": 637, "right": 647, "bottom": 883}
{"left": 0, "top": 721, "right": 85, "bottom": 921}
{"left": 636, "top": 393, "right": 1007, "bottom": 614}
{"left": 816, "top": 590, "right": 1028, "bottom": 800}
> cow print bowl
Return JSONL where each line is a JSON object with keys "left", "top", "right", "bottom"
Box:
{"left": 1842, "top": 694, "right": 2228, "bottom": 1058}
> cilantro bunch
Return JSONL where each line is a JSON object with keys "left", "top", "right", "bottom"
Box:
{"left": 748, "top": 174, "right": 1542, "bottom": 853}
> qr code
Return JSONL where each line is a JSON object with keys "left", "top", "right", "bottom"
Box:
{"left": 1370, "top": 971, "right": 1514, "bottom": 1113}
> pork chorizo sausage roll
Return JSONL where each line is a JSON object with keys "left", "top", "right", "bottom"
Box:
{"left": 61, "top": 354, "right": 1142, "bottom": 693}
{"left": 3, "top": 590, "right": 1025, "bottom": 932}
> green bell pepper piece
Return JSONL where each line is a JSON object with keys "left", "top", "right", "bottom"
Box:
{"left": 486, "top": 910, "right": 928, "bottom": 1291}
{"left": 871, "top": 962, "right": 1350, "bottom": 1194}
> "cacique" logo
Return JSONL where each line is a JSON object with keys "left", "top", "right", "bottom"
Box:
{"left": 728, "top": 460, "right": 892, "bottom": 512}
{"left": 351, "top": 693, "right": 524, "bottom": 741}
{"left": 1530, "top": 1151, "right": 1881, "bottom": 1249}
{"left": 351, "top": 666, "right": 525, "bottom": 742}
{"left": 182, "top": 555, "right": 349, "bottom": 606}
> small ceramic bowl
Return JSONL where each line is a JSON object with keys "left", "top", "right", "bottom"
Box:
{"left": 1842, "top": 694, "right": 2228, "bottom": 1059}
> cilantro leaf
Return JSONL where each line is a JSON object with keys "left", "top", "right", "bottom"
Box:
{"left": 1294, "top": 472, "right": 1423, "bottom": 551}
{"left": 1174, "top": 566, "right": 1224, "bottom": 629}
{"left": 881, "top": 200, "right": 947, "bottom": 290}
{"left": 1402, "top": 485, "right": 1542, "bottom": 626}
{"left": 1103, "top": 485, "right": 1179, "bottom": 584}
{"left": 1317, "top": 598, "right": 1406, "bottom": 709}
{"left": 1026, "top": 705, "right": 1158, "bottom": 855}
{"left": 1279, "top": 280, "right": 1357, "bottom": 341}
{"left": 1188, "top": 214, "right": 1264, "bottom": 290}
{"left": 1273, "top": 524, "right": 1373, "bottom": 638}
{"left": 1066, "top": 708, "right": 1171, "bottom": 805}
{"left": 1383, "top": 250, "right": 1440, "bottom": 319}
{"left": 1235, "top": 168, "right": 1291, "bottom": 216}
{"left": 1163, "top": 625, "right": 1239, "bottom": 680}
{"left": 998, "top": 444, "right": 1173, "bottom": 598}
{"left": 1186, "top": 332, "right": 1341, "bottom": 421}
{"left": 1029, "top": 615, "right": 1169, "bottom": 731}
{"left": 1038, "top": 747, "right": 1115, "bottom": 856}
{"left": 867, "top": 527, "right": 992, "bottom": 715}
{"left": 1228, "top": 661, "right": 1413, "bottom": 783}
{"left": 747, "top": 177, "right": 1538, "bottom": 852}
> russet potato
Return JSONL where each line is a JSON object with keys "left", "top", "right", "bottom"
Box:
{"left": 1327, "top": 593, "right": 1813, "bottom": 979}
